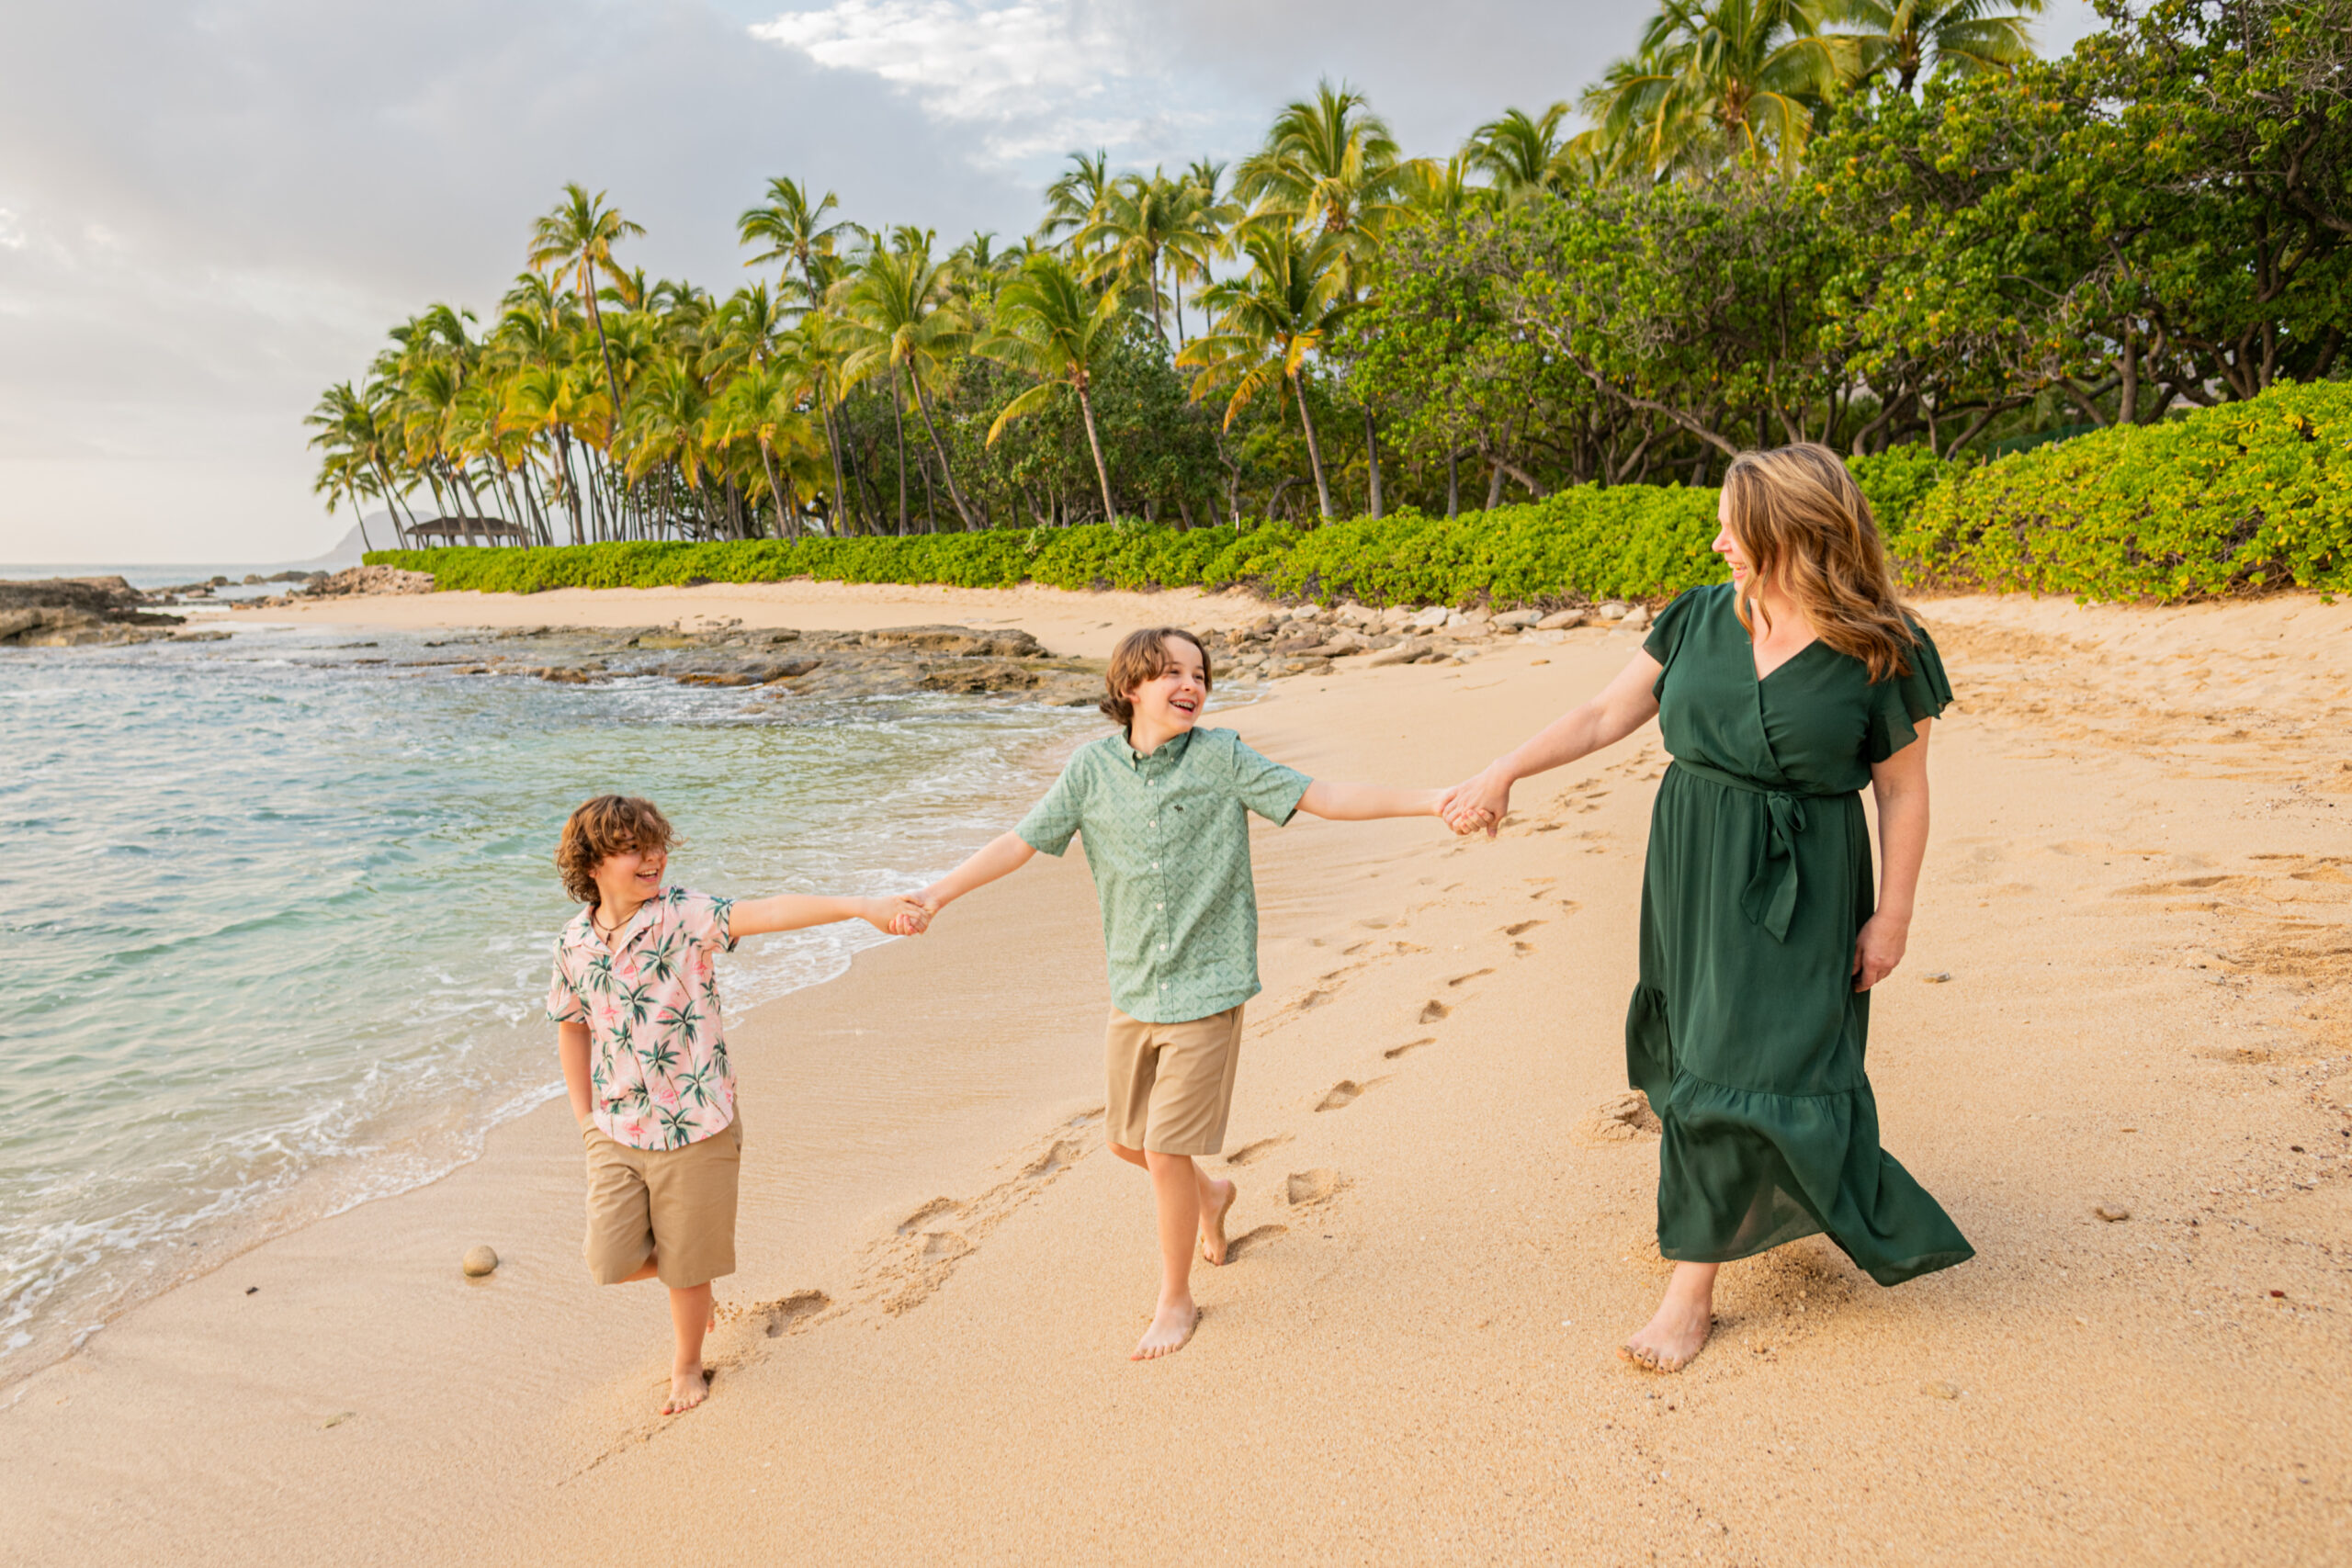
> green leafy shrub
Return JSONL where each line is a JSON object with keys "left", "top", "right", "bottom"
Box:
{"left": 360, "top": 447, "right": 1958, "bottom": 607}
{"left": 1889, "top": 382, "right": 2352, "bottom": 600}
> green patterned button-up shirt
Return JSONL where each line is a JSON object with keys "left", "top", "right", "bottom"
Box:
{"left": 1018, "top": 726, "right": 1312, "bottom": 1023}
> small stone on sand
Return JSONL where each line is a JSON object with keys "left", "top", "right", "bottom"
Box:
{"left": 1921, "top": 971, "right": 1953, "bottom": 984}
{"left": 462, "top": 1245, "right": 500, "bottom": 1277}
{"left": 1921, "top": 1381, "right": 1961, "bottom": 1401}
{"left": 2094, "top": 1203, "right": 2131, "bottom": 1223}
{"left": 322, "top": 1411, "right": 356, "bottom": 1428}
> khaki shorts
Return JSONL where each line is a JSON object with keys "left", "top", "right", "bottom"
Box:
{"left": 1105, "top": 1005, "right": 1245, "bottom": 1156}
{"left": 581, "top": 1110, "right": 742, "bottom": 1289}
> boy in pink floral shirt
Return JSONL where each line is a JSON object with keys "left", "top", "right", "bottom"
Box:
{"left": 548, "top": 795, "right": 925, "bottom": 1415}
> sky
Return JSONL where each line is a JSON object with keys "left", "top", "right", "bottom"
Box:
{"left": 0, "top": 0, "right": 2107, "bottom": 565}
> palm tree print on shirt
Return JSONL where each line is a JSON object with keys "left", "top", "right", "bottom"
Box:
{"left": 548, "top": 888, "right": 741, "bottom": 1151}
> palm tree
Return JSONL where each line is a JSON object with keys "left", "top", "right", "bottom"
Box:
{"left": 737, "top": 176, "right": 862, "bottom": 528}
{"left": 709, "top": 355, "right": 824, "bottom": 536}
{"left": 1177, "top": 231, "right": 1353, "bottom": 518}
{"left": 1576, "top": 1, "right": 1854, "bottom": 179}
{"left": 825, "top": 231, "right": 978, "bottom": 532}
{"left": 1038, "top": 149, "right": 1114, "bottom": 250}
{"left": 978, "top": 253, "right": 1126, "bottom": 522}
{"left": 1233, "top": 80, "right": 1421, "bottom": 284}
{"left": 1826, "top": 0, "right": 2043, "bottom": 94}
{"left": 1405, "top": 152, "right": 1483, "bottom": 220}
{"left": 1073, "top": 170, "right": 1197, "bottom": 344}
{"left": 1464, "top": 103, "right": 1587, "bottom": 197}
{"left": 526, "top": 185, "right": 644, "bottom": 446}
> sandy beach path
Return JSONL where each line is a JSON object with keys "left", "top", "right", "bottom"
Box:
{"left": 7, "top": 588, "right": 2347, "bottom": 1565}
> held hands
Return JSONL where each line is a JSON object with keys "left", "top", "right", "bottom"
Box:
{"left": 1850, "top": 911, "right": 1908, "bottom": 991}
{"left": 1436, "top": 764, "right": 1514, "bottom": 840}
{"left": 865, "top": 896, "right": 932, "bottom": 938}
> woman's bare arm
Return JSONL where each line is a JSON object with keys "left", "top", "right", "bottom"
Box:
{"left": 1854, "top": 718, "right": 1931, "bottom": 991}
{"left": 1438, "top": 650, "right": 1665, "bottom": 837}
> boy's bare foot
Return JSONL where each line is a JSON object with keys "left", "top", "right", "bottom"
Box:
{"left": 662, "top": 1364, "right": 712, "bottom": 1415}
{"left": 1618, "top": 1295, "right": 1713, "bottom": 1373}
{"left": 1130, "top": 1298, "right": 1198, "bottom": 1361}
{"left": 1198, "top": 1179, "right": 1238, "bottom": 1266}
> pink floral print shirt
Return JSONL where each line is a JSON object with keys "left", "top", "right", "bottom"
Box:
{"left": 547, "top": 887, "right": 738, "bottom": 1150}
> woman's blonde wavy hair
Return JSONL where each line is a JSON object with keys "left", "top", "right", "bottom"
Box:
{"left": 1721, "top": 443, "right": 1917, "bottom": 682}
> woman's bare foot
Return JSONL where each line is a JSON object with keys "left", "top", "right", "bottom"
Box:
{"left": 662, "top": 1363, "right": 711, "bottom": 1415}
{"left": 1131, "top": 1297, "right": 1198, "bottom": 1360}
{"left": 1618, "top": 1260, "right": 1718, "bottom": 1373}
{"left": 1198, "top": 1179, "right": 1238, "bottom": 1266}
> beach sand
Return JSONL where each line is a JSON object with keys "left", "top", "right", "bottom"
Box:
{"left": 6, "top": 585, "right": 2347, "bottom": 1564}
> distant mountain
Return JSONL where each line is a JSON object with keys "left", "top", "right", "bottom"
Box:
{"left": 278, "top": 519, "right": 382, "bottom": 570}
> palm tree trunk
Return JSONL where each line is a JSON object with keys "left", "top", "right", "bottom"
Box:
{"left": 889, "top": 366, "right": 910, "bottom": 534}
{"left": 906, "top": 370, "right": 977, "bottom": 530}
{"left": 1291, "top": 371, "right": 1333, "bottom": 518}
{"left": 759, "top": 439, "right": 790, "bottom": 537}
{"left": 1076, "top": 382, "right": 1116, "bottom": 523}
{"left": 820, "top": 396, "right": 851, "bottom": 537}
{"left": 1148, "top": 255, "right": 1166, "bottom": 344}
{"left": 1363, "top": 407, "right": 1384, "bottom": 518}
{"left": 583, "top": 287, "right": 626, "bottom": 447}
{"left": 1447, "top": 448, "right": 1461, "bottom": 517}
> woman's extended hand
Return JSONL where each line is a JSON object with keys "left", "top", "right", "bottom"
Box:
{"left": 1438, "top": 764, "right": 1513, "bottom": 839}
{"left": 1850, "top": 911, "right": 1908, "bottom": 991}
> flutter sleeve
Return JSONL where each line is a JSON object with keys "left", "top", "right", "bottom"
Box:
{"left": 1865, "top": 618, "right": 1955, "bottom": 763}
{"left": 1642, "top": 585, "right": 1712, "bottom": 698}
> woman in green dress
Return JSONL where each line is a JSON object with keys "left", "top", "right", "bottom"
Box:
{"left": 1441, "top": 443, "right": 1973, "bottom": 1373}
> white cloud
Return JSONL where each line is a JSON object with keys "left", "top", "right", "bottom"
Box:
{"left": 751, "top": 1, "right": 1232, "bottom": 172}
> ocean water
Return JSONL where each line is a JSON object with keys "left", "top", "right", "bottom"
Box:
{"left": 0, "top": 616, "right": 1100, "bottom": 1381}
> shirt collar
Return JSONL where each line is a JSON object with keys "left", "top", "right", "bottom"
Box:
{"left": 573, "top": 891, "right": 663, "bottom": 953}
{"left": 1123, "top": 726, "right": 1195, "bottom": 768}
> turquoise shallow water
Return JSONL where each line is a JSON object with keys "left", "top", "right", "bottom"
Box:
{"left": 0, "top": 617, "right": 1095, "bottom": 1379}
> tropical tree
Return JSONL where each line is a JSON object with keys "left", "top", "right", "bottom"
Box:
{"left": 978, "top": 253, "right": 1127, "bottom": 521}
{"left": 1233, "top": 80, "right": 1421, "bottom": 282}
{"left": 1464, "top": 103, "right": 1587, "bottom": 197}
{"left": 526, "top": 184, "right": 644, "bottom": 436}
{"left": 825, "top": 231, "right": 978, "bottom": 531}
{"left": 1178, "top": 231, "right": 1354, "bottom": 516}
{"left": 1576, "top": 1, "right": 1856, "bottom": 178}
{"left": 1073, "top": 170, "right": 1227, "bottom": 344}
{"left": 1038, "top": 149, "right": 1114, "bottom": 249}
{"left": 738, "top": 175, "right": 861, "bottom": 525}
{"left": 1828, "top": 0, "right": 2044, "bottom": 94}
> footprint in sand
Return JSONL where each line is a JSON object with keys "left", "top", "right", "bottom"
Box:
{"left": 1022, "top": 1140, "right": 1085, "bottom": 1179}
{"left": 1503, "top": 920, "right": 1544, "bottom": 937}
{"left": 1418, "top": 999, "right": 1451, "bottom": 1024}
{"left": 1223, "top": 1224, "right": 1288, "bottom": 1261}
{"left": 1285, "top": 1168, "right": 1343, "bottom": 1206}
{"left": 920, "top": 1232, "right": 974, "bottom": 1263}
{"left": 754, "top": 1289, "right": 831, "bottom": 1337}
{"left": 1316, "top": 1077, "right": 1389, "bottom": 1112}
{"left": 1446, "top": 968, "right": 1495, "bottom": 987}
{"left": 1227, "top": 1134, "right": 1294, "bottom": 1167}
{"left": 897, "top": 1198, "right": 964, "bottom": 1235}
{"left": 1586, "top": 1092, "right": 1663, "bottom": 1143}
{"left": 1384, "top": 1037, "right": 1436, "bottom": 1060}
{"left": 1296, "top": 988, "right": 1337, "bottom": 1011}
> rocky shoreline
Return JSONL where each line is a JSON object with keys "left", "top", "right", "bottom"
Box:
{"left": 1202, "top": 595, "right": 1651, "bottom": 677}
{"left": 311, "top": 620, "right": 1110, "bottom": 705}
{"left": 0, "top": 578, "right": 198, "bottom": 648}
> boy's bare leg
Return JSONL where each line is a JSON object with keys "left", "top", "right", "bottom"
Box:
{"left": 1133, "top": 1149, "right": 1210, "bottom": 1359}
{"left": 663, "top": 1281, "right": 716, "bottom": 1413}
{"left": 1110, "top": 1143, "right": 1236, "bottom": 1266}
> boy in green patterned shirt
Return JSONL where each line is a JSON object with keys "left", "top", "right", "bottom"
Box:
{"left": 915, "top": 626, "right": 1447, "bottom": 1359}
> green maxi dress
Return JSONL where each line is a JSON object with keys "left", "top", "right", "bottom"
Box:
{"left": 1627, "top": 582, "right": 1973, "bottom": 1287}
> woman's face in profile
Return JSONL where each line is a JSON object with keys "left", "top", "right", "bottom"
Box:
{"left": 1712, "top": 491, "right": 1752, "bottom": 589}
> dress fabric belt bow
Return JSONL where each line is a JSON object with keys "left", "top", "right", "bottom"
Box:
{"left": 1669, "top": 760, "right": 1822, "bottom": 942}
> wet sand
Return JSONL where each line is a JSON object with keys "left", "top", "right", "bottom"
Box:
{"left": 6, "top": 586, "right": 2347, "bottom": 1565}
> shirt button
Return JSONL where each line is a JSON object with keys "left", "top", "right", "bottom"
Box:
{"left": 1152, "top": 861, "right": 1159, "bottom": 869}
{"left": 1155, "top": 902, "right": 1163, "bottom": 910}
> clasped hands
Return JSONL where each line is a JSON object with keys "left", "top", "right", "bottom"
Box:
{"left": 1434, "top": 762, "right": 1513, "bottom": 840}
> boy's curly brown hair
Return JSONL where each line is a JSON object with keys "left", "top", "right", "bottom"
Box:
{"left": 556, "top": 795, "right": 680, "bottom": 907}
{"left": 1101, "top": 626, "right": 1213, "bottom": 727}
